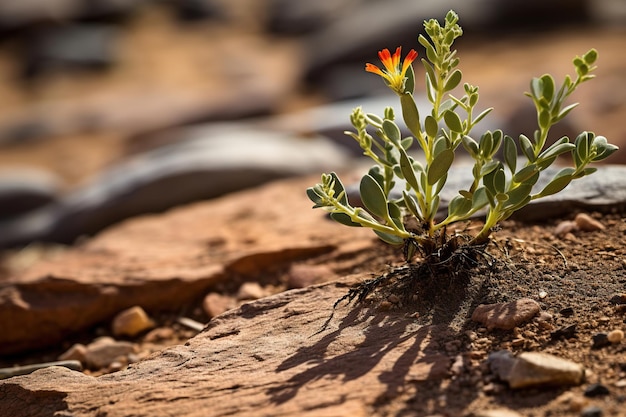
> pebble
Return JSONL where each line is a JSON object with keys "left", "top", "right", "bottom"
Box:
{"left": 581, "top": 405, "right": 603, "bottom": 417}
{"left": 58, "top": 343, "right": 87, "bottom": 363}
{"left": 489, "top": 350, "right": 585, "bottom": 389}
{"left": 554, "top": 220, "right": 578, "bottom": 236}
{"left": 112, "top": 306, "right": 155, "bottom": 337}
{"left": 609, "top": 294, "right": 626, "bottom": 305}
{"left": 574, "top": 213, "right": 605, "bottom": 232}
{"left": 584, "top": 383, "right": 610, "bottom": 397}
{"left": 592, "top": 332, "right": 611, "bottom": 349}
{"left": 143, "top": 327, "right": 175, "bottom": 343}
{"left": 471, "top": 298, "right": 541, "bottom": 330}
{"left": 474, "top": 408, "right": 523, "bottom": 417}
{"left": 551, "top": 324, "right": 578, "bottom": 340}
{"left": 237, "top": 282, "right": 266, "bottom": 300}
{"left": 84, "top": 337, "right": 136, "bottom": 370}
{"left": 607, "top": 329, "right": 624, "bottom": 343}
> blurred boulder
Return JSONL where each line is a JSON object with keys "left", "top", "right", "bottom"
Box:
{"left": 0, "top": 124, "right": 352, "bottom": 248}
{"left": 0, "top": 168, "right": 62, "bottom": 220}
{"left": 265, "top": 0, "right": 353, "bottom": 35}
{"left": 19, "top": 24, "right": 118, "bottom": 80}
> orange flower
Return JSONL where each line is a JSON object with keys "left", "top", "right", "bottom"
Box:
{"left": 365, "top": 47, "right": 418, "bottom": 94}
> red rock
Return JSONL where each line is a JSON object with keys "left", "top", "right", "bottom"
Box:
{"left": 471, "top": 298, "right": 541, "bottom": 330}
{"left": 574, "top": 213, "right": 605, "bottom": 232}
{"left": 0, "top": 176, "right": 374, "bottom": 355}
{"left": 0, "top": 277, "right": 460, "bottom": 417}
{"left": 111, "top": 306, "right": 155, "bottom": 337}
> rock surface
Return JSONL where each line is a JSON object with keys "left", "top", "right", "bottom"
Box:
{"left": 0, "top": 175, "right": 374, "bottom": 355}
{"left": 0, "top": 276, "right": 461, "bottom": 417}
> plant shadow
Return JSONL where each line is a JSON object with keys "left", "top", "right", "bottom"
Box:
{"left": 266, "top": 264, "right": 492, "bottom": 413}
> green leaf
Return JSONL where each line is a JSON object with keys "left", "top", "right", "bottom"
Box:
{"left": 505, "top": 183, "right": 533, "bottom": 209}
{"left": 530, "top": 77, "right": 542, "bottom": 99}
{"left": 540, "top": 74, "right": 555, "bottom": 102}
{"left": 536, "top": 167, "right": 575, "bottom": 197}
{"left": 382, "top": 119, "right": 401, "bottom": 145}
{"left": 444, "top": 110, "right": 463, "bottom": 133}
{"left": 365, "top": 113, "right": 384, "bottom": 127}
{"left": 538, "top": 140, "right": 575, "bottom": 161}
{"left": 462, "top": 135, "right": 479, "bottom": 158}
{"left": 403, "top": 190, "right": 421, "bottom": 218}
{"left": 368, "top": 166, "right": 386, "bottom": 190}
{"left": 503, "top": 135, "right": 517, "bottom": 174}
{"left": 479, "top": 131, "right": 493, "bottom": 157}
{"left": 427, "top": 149, "right": 454, "bottom": 185}
{"left": 434, "top": 173, "right": 447, "bottom": 195}
{"left": 399, "top": 148, "right": 420, "bottom": 191}
{"left": 555, "top": 103, "right": 578, "bottom": 122}
{"left": 433, "top": 136, "right": 448, "bottom": 157}
{"left": 330, "top": 212, "right": 362, "bottom": 227}
{"left": 401, "top": 136, "right": 414, "bottom": 151}
{"left": 421, "top": 59, "right": 437, "bottom": 91}
{"left": 374, "top": 230, "right": 405, "bottom": 245}
{"left": 419, "top": 35, "right": 438, "bottom": 65}
{"left": 400, "top": 93, "right": 421, "bottom": 138}
{"left": 538, "top": 109, "right": 551, "bottom": 130}
{"left": 306, "top": 187, "right": 324, "bottom": 208}
{"left": 388, "top": 201, "right": 404, "bottom": 229}
{"left": 444, "top": 69, "right": 462, "bottom": 92}
{"left": 592, "top": 137, "right": 620, "bottom": 161}
{"left": 330, "top": 172, "right": 349, "bottom": 205}
{"left": 480, "top": 160, "right": 500, "bottom": 177}
{"left": 472, "top": 107, "right": 493, "bottom": 126}
{"left": 404, "top": 62, "right": 415, "bottom": 94}
{"left": 519, "top": 134, "right": 535, "bottom": 161}
{"left": 425, "top": 115, "right": 438, "bottom": 138}
{"left": 584, "top": 48, "right": 598, "bottom": 65}
{"left": 360, "top": 174, "right": 389, "bottom": 218}
{"left": 513, "top": 164, "right": 539, "bottom": 183}
{"left": 448, "top": 195, "right": 472, "bottom": 218}
{"left": 471, "top": 187, "right": 490, "bottom": 211}
{"left": 494, "top": 167, "right": 506, "bottom": 194}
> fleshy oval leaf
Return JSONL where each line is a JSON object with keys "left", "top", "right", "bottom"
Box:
{"left": 427, "top": 149, "right": 454, "bottom": 185}
{"left": 360, "top": 174, "right": 389, "bottom": 218}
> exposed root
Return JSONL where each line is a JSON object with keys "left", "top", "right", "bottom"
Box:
{"left": 314, "top": 234, "right": 502, "bottom": 335}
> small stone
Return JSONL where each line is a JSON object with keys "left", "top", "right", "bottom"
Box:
{"left": 554, "top": 220, "right": 578, "bottom": 236}
{"left": 472, "top": 298, "right": 541, "bottom": 330}
{"left": 84, "top": 337, "right": 136, "bottom": 370}
{"left": 539, "top": 290, "right": 548, "bottom": 299}
{"left": 592, "top": 332, "right": 611, "bottom": 349}
{"left": 143, "top": 327, "right": 175, "bottom": 343}
{"left": 202, "top": 292, "right": 235, "bottom": 318}
{"left": 607, "top": 329, "right": 624, "bottom": 343}
{"left": 58, "top": 343, "right": 87, "bottom": 363}
{"left": 474, "top": 409, "right": 523, "bottom": 417}
{"left": 581, "top": 405, "right": 603, "bottom": 417}
{"left": 584, "top": 383, "right": 610, "bottom": 397}
{"left": 487, "top": 350, "right": 516, "bottom": 381}
{"left": 574, "top": 213, "right": 605, "bottom": 232}
{"left": 560, "top": 307, "right": 575, "bottom": 317}
{"left": 237, "top": 282, "right": 266, "bottom": 300}
{"left": 504, "top": 352, "right": 585, "bottom": 389}
{"left": 112, "top": 306, "right": 155, "bottom": 337}
{"left": 551, "top": 324, "right": 578, "bottom": 340}
{"left": 609, "top": 294, "right": 626, "bottom": 305}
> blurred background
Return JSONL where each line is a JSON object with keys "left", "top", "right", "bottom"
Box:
{"left": 0, "top": 0, "right": 624, "bottom": 255}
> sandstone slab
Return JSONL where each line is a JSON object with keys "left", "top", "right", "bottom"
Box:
{"left": 0, "top": 277, "right": 458, "bottom": 417}
{"left": 0, "top": 175, "right": 374, "bottom": 355}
